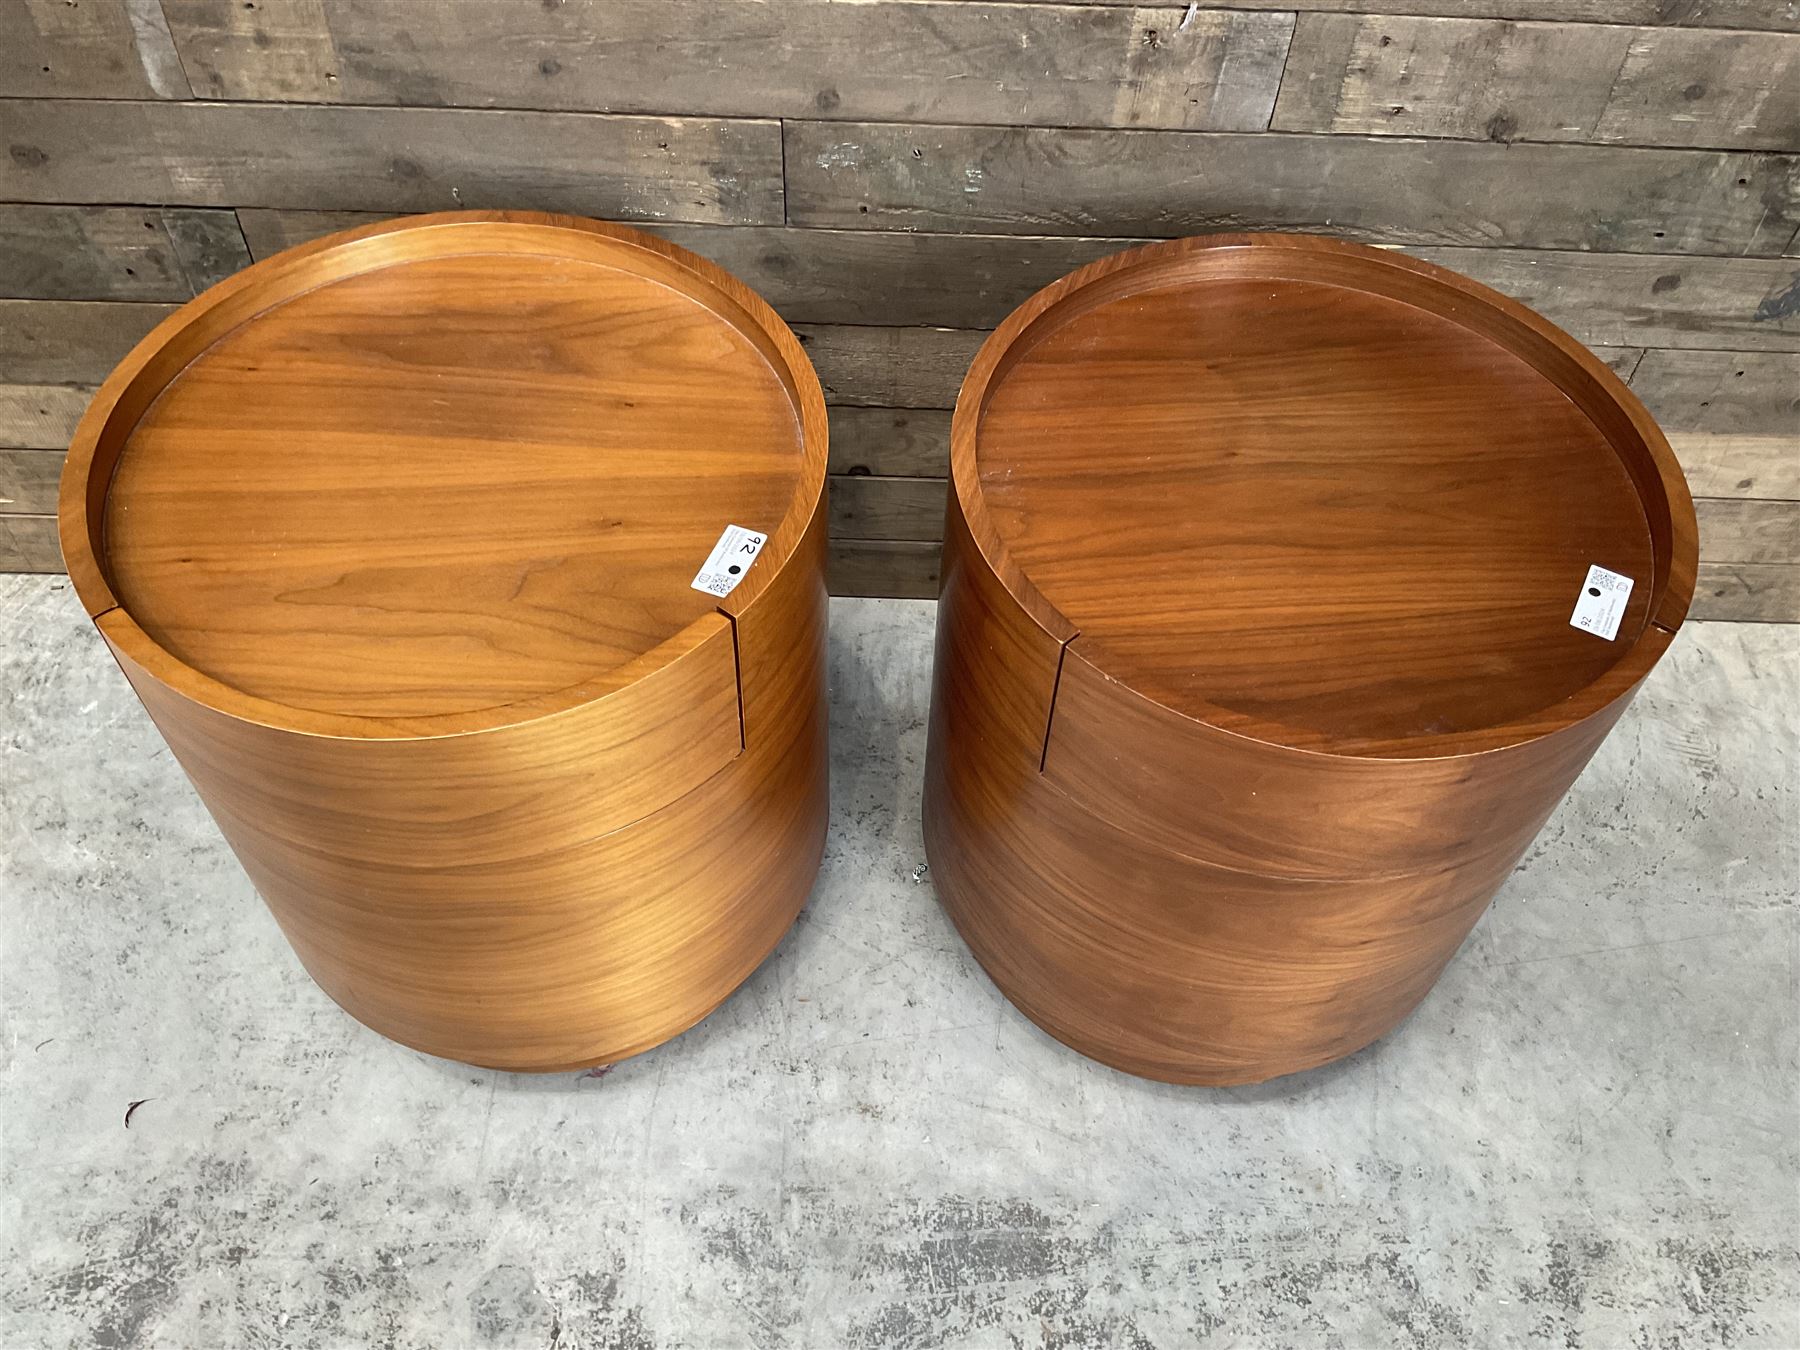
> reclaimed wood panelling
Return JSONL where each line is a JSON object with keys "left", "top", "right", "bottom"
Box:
{"left": 2, "top": 0, "right": 189, "bottom": 98}
{"left": 784, "top": 121, "right": 1798, "bottom": 255}
{"left": 829, "top": 475, "right": 951, "bottom": 542}
{"left": 0, "top": 301, "right": 177, "bottom": 384}
{"left": 1408, "top": 249, "right": 1800, "bottom": 351}
{"left": 1272, "top": 15, "right": 1800, "bottom": 151}
{"left": 1692, "top": 562, "right": 1800, "bottom": 620}
{"left": 161, "top": 0, "right": 1297, "bottom": 132}
{"left": 0, "top": 449, "right": 62, "bottom": 512}
{"left": 0, "top": 386, "right": 94, "bottom": 450}
{"left": 1630, "top": 349, "right": 1800, "bottom": 497}
{"left": 828, "top": 409, "right": 954, "bottom": 478}
{"left": 1630, "top": 349, "right": 1800, "bottom": 435}
{"left": 0, "top": 205, "right": 249, "bottom": 300}
{"left": 0, "top": 515, "right": 60, "bottom": 572}
{"left": 229, "top": 214, "right": 1800, "bottom": 343}
{"left": 829, "top": 539, "right": 941, "bottom": 599}
{"left": 796, "top": 326, "right": 987, "bottom": 408}
{"left": 0, "top": 100, "right": 784, "bottom": 224}
{"left": 5, "top": 0, "right": 1794, "bottom": 623}
{"left": 1001, "top": 0, "right": 1799, "bottom": 30}
{"left": 1695, "top": 500, "right": 1800, "bottom": 565}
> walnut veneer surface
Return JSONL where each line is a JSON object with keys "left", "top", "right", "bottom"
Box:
{"left": 924, "top": 233, "right": 1698, "bottom": 1085}
{"left": 59, "top": 212, "right": 830, "bottom": 1071}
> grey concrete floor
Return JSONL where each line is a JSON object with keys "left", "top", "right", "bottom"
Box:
{"left": 0, "top": 574, "right": 1795, "bottom": 1349}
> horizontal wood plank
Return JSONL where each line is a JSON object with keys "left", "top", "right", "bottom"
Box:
{"left": 3, "top": 0, "right": 189, "bottom": 98}
{"left": 0, "top": 100, "right": 783, "bottom": 225}
{"left": 784, "top": 121, "right": 1797, "bottom": 256}
{"left": 163, "top": 0, "right": 1296, "bottom": 133}
{"left": 1692, "top": 561, "right": 1800, "bottom": 620}
{"left": 1629, "top": 349, "right": 1799, "bottom": 434}
{"left": 1408, "top": 248, "right": 1800, "bottom": 352}
{"left": 0, "top": 205, "right": 250, "bottom": 301}
{"left": 1272, "top": 15, "right": 1800, "bottom": 151}
{"left": 0, "top": 385, "right": 95, "bottom": 450}
{"left": 1669, "top": 434, "right": 1800, "bottom": 500}
{"left": 0, "top": 302, "right": 176, "bottom": 384}
{"left": 828, "top": 538, "right": 941, "bottom": 599}
{"left": 829, "top": 408, "right": 954, "bottom": 478}
{"left": 234, "top": 215, "right": 1800, "bottom": 344}
{"left": 1695, "top": 499, "right": 1800, "bottom": 565}
{"left": 998, "top": 0, "right": 1799, "bottom": 31}
{"left": 0, "top": 450, "right": 62, "bottom": 512}
{"left": 797, "top": 326, "right": 986, "bottom": 408}
{"left": 829, "top": 474, "right": 948, "bottom": 542}
{"left": 0, "top": 515, "right": 60, "bottom": 572}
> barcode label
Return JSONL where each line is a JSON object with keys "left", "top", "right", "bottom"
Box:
{"left": 1569, "top": 564, "right": 1634, "bottom": 641}
{"left": 691, "top": 525, "right": 767, "bottom": 597}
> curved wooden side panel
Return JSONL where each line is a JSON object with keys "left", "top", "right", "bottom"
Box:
{"left": 97, "top": 517, "right": 829, "bottom": 1072}
{"left": 930, "top": 733, "right": 1520, "bottom": 1085}
{"left": 925, "top": 501, "right": 1515, "bottom": 1083}
{"left": 924, "top": 511, "right": 1521, "bottom": 1083}
{"left": 99, "top": 611, "right": 744, "bottom": 868}
{"left": 1042, "top": 644, "right": 1646, "bottom": 883}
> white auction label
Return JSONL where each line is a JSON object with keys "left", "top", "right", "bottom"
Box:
{"left": 1569, "top": 564, "right": 1634, "bottom": 641}
{"left": 691, "top": 524, "right": 767, "bottom": 597}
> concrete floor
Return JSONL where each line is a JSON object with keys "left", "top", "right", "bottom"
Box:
{"left": 0, "top": 574, "right": 1795, "bottom": 1349}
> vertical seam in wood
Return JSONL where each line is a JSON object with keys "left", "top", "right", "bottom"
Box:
{"left": 1039, "top": 634, "right": 1073, "bottom": 774}
{"left": 778, "top": 119, "right": 791, "bottom": 228}
{"left": 719, "top": 606, "right": 747, "bottom": 752}
{"left": 150, "top": 0, "right": 198, "bottom": 100}
{"left": 1266, "top": 11, "right": 1302, "bottom": 133}
{"left": 227, "top": 207, "right": 255, "bottom": 274}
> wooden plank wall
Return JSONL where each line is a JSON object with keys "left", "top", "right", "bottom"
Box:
{"left": 1, "top": 0, "right": 1795, "bottom": 621}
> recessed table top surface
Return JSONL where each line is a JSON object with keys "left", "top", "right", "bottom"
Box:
{"left": 971, "top": 250, "right": 1662, "bottom": 756}
{"left": 93, "top": 220, "right": 809, "bottom": 721}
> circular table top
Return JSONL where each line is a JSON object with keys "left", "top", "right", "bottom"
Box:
{"left": 963, "top": 235, "right": 1693, "bottom": 758}
{"left": 64, "top": 214, "right": 822, "bottom": 723}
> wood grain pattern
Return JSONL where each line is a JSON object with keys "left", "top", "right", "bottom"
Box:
{"left": 797, "top": 325, "right": 986, "bottom": 409}
{"left": 58, "top": 212, "right": 831, "bottom": 1070}
{"left": 162, "top": 0, "right": 1296, "bottom": 132}
{"left": 924, "top": 234, "right": 1698, "bottom": 1083}
{"left": 2, "top": 0, "right": 190, "bottom": 98}
{"left": 0, "top": 514, "right": 59, "bottom": 571}
{"left": 1632, "top": 349, "right": 1800, "bottom": 432}
{"left": 1410, "top": 249, "right": 1800, "bottom": 352}
{"left": 829, "top": 538, "right": 941, "bottom": 599}
{"left": 1273, "top": 14, "right": 1800, "bottom": 151}
{"left": 0, "top": 449, "right": 61, "bottom": 510}
{"left": 1693, "top": 562, "right": 1800, "bottom": 621}
{"left": 0, "top": 387, "right": 94, "bottom": 450}
{"left": 828, "top": 408, "right": 954, "bottom": 478}
{"left": 0, "top": 301, "right": 177, "bottom": 384}
{"left": 0, "top": 205, "right": 250, "bottom": 301}
{"left": 786, "top": 121, "right": 1798, "bottom": 256}
{"left": 0, "top": 99, "right": 783, "bottom": 224}
{"left": 828, "top": 474, "right": 949, "bottom": 543}
{"left": 1696, "top": 499, "right": 1800, "bottom": 565}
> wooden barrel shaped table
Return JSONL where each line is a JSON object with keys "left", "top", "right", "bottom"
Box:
{"left": 924, "top": 233, "right": 1697, "bottom": 1086}
{"left": 59, "top": 212, "right": 830, "bottom": 1072}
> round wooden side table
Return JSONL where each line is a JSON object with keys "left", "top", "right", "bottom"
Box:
{"left": 59, "top": 212, "right": 830, "bottom": 1072}
{"left": 924, "top": 234, "right": 1697, "bottom": 1086}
